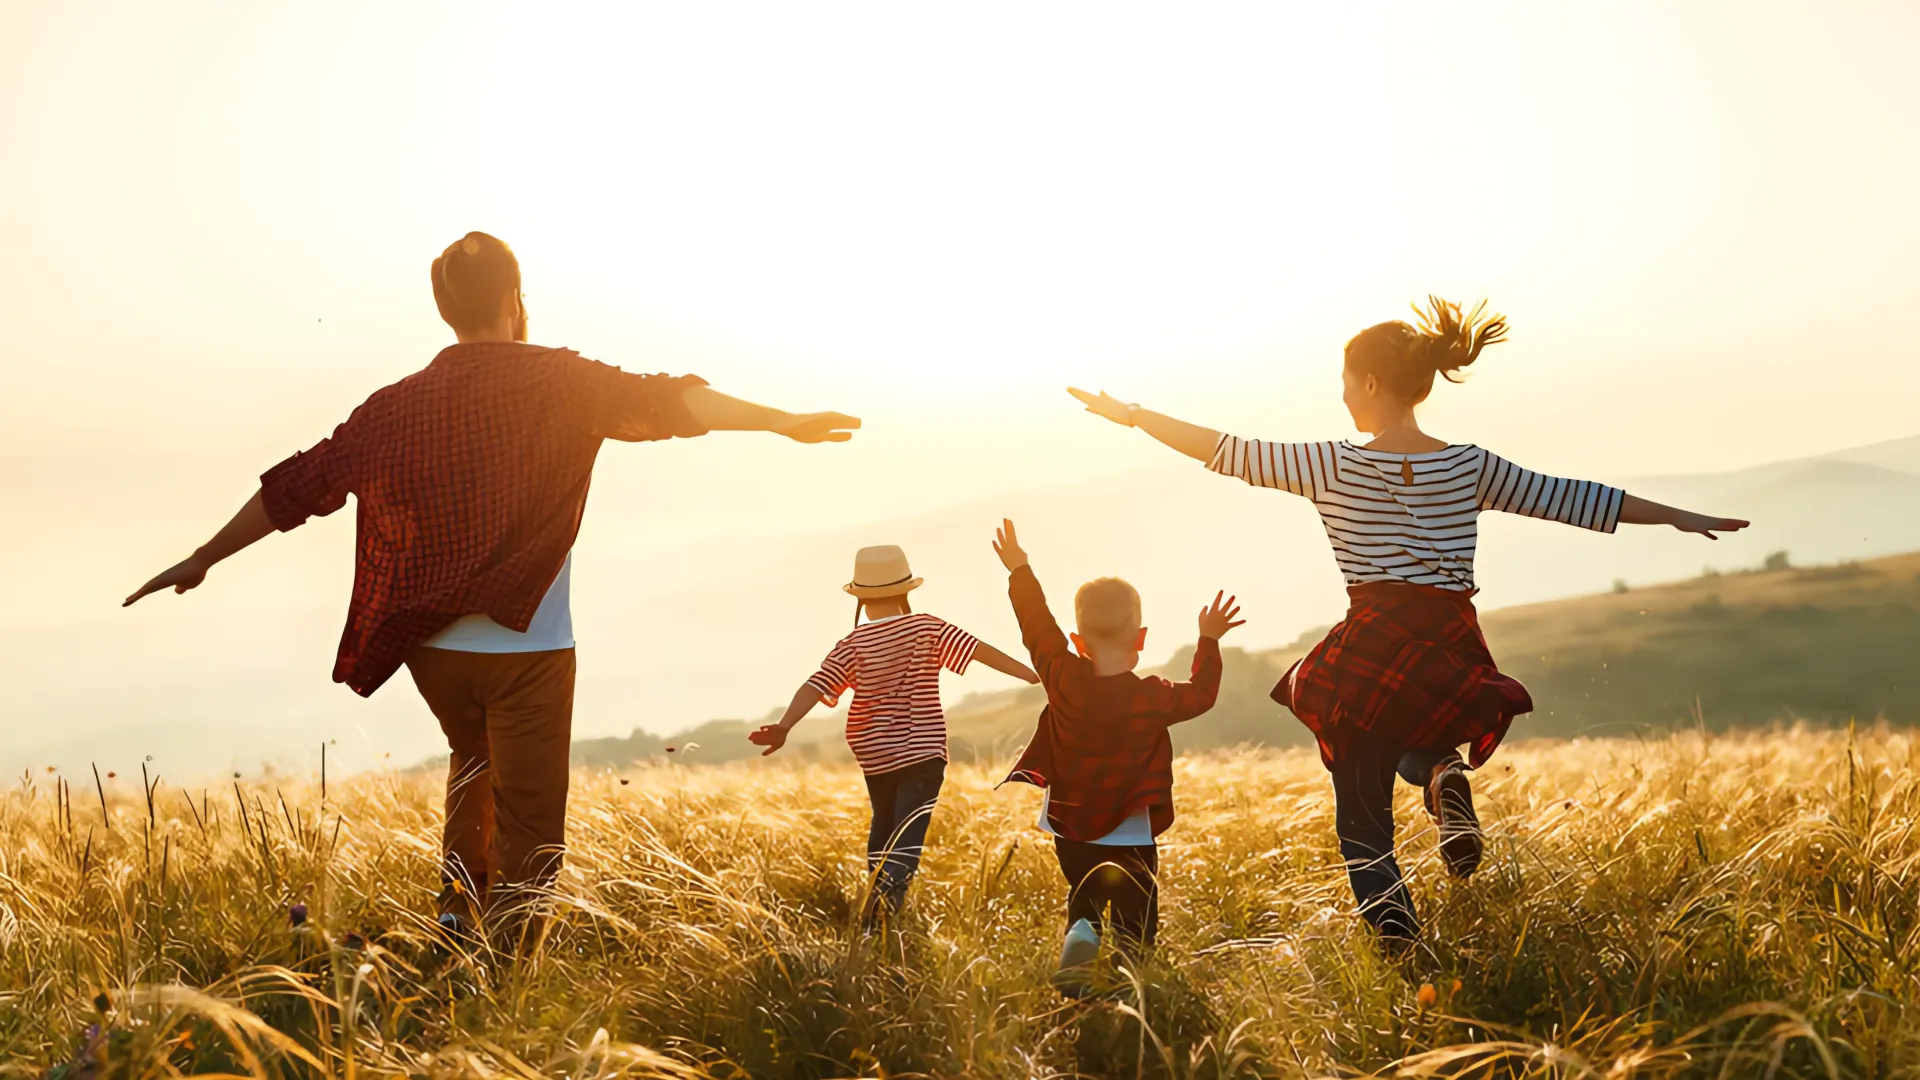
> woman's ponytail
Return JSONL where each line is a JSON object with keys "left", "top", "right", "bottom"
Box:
{"left": 1414, "top": 295, "right": 1508, "bottom": 383}
{"left": 1344, "top": 295, "right": 1509, "bottom": 402}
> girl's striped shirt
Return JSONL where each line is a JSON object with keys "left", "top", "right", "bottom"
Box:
{"left": 1208, "top": 437, "right": 1625, "bottom": 591}
{"left": 806, "top": 613, "right": 980, "bottom": 775}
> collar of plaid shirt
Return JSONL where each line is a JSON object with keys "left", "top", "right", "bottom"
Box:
{"left": 257, "top": 342, "right": 709, "bottom": 695}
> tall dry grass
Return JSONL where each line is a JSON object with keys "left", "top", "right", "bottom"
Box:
{"left": 2, "top": 727, "right": 1916, "bottom": 1078}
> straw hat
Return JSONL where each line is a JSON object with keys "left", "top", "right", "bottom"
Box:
{"left": 843, "top": 545, "right": 924, "bottom": 599}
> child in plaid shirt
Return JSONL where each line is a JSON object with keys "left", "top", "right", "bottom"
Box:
{"left": 991, "top": 520, "right": 1242, "bottom": 988}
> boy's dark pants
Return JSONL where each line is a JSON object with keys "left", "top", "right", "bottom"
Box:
{"left": 1055, "top": 838, "right": 1159, "bottom": 950}
{"left": 1331, "top": 740, "right": 1462, "bottom": 940}
{"left": 861, "top": 758, "right": 946, "bottom": 924}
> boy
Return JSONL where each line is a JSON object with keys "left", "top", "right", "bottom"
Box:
{"left": 990, "top": 519, "right": 1242, "bottom": 988}
{"left": 751, "top": 545, "right": 1038, "bottom": 928}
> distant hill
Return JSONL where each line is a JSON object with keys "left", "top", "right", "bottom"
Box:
{"left": 572, "top": 550, "right": 1920, "bottom": 770}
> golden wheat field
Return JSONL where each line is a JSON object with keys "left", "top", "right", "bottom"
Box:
{"left": 3, "top": 728, "right": 1917, "bottom": 1079}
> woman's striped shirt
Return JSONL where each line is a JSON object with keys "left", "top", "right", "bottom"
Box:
{"left": 806, "top": 613, "right": 980, "bottom": 775}
{"left": 1208, "top": 436, "right": 1625, "bottom": 592}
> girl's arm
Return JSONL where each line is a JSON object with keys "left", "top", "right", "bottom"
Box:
{"left": 1619, "top": 494, "right": 1750, "bottom": 539}
{"left": 748, "top": 685, "right": 827, "bottom": 756}
{"left": 1068, "top": 388, "right": 1221, "bottom": 463}
{"left": 971, "top": 642, "right": 1040, "bottom": 685}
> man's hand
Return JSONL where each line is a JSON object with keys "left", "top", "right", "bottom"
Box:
{"left": 1198, "top": 591, "right": 1245, "bottom": 641}
{"left": 124, "top": 554, "right": 211, "bottom": 607}
{"left": 993, "top": 519, "right": 1030, "bottom": 571}
{"left": 748, "top": 723, "right": 790, "bottom": 756}
{"left": 1067, "top": 388, "right": 1136, "bottom": 428}
{"left": 774, "top": 412, "right": 861, "bottom": 444}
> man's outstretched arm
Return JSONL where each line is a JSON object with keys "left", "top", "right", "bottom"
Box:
{"left": 123, "top": 489, "right": 276, "bottom": 606}
{"left": 681, "top": 385, "right": 860, "bottom": 444}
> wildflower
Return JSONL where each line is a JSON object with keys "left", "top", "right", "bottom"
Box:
{"left": 619, "top": 778, "right": 631, "bottom": 786}
{"left": 1417, "top": 983, "right": 1437, "bottom": 1008}
{"left": 665, "top": 746, "right": 677, "bottom": 754}
{"left": 92, "top": 992, "right": 110, "bottom": 1013}
{"left": 1451, "top": 978, "right": 1463, "bottom": 995}
{"left": 106, "top": 772, "right": 116, "bottom": 779}
{"left": 289, "top": 903, "right": 308, "bottom": 927}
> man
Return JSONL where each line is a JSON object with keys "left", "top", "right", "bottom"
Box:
{"left": 125, "top": 232, "right": 859, "bottom": 940}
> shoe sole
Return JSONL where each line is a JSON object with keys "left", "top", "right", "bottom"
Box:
{"left": 1432, "top": 768, "right": 1483, "bottom": 879}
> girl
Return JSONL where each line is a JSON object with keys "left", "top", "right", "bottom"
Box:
{"left": 1067, "top": 297, "right": 1748, "bottom": 945}
{"left": 751, "top": 545, "right": 1039, "bottom": 929}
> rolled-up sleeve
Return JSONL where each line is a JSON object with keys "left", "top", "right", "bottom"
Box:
{"left": 259, "top": 428, "right": 354, "bottom": 532}
{"left": 567, "top": 353, "right": 710, "bottom": 442}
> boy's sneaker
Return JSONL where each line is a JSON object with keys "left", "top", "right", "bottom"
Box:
{"left": 1427, "top": 762, "right": 1483, "bottom": 879}
{"left": 1052, "top": 918, "right": 1101, "bottom": 997}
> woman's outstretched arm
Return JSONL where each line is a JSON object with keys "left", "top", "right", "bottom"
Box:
{"left": 1619, "top": 494, "right": 1750, "bottom": 539}
{"left": 1067, "top": 388, "right": 1221, "bottom": 462}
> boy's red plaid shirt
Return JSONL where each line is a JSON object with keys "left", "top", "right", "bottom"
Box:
{"left": 258, "top": 342, "right": 708, "bottom": 696}
{"left": 999, "top": 566, "right": 1222, "bottom": 843}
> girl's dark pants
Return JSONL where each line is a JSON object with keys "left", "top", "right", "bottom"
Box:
{"left": 1055, "top": 839, "right": 1159, "bottom": 951}
{"left": 861, "top": 758, "right": 945, "bottom": 924}
{"left": 1333, "top": 742, "right": 1461, "bottom": 940}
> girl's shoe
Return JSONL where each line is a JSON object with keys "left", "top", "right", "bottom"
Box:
{"left": 1052, "top": 918, "right": 1101, "bottom": 997}
{"left": 1427, "top": 763, "right": 1483, "bottom": 878}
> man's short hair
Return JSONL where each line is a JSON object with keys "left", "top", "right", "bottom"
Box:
{"left": 432, "top": 232, "right": 521, "bottom": 336}
{"left": 1075, "top": 577, "right": 1142, "bottom": 644}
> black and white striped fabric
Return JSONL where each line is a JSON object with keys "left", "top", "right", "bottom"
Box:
{"left": 1208, "top": 436, "right": 1624, "bottom": 591}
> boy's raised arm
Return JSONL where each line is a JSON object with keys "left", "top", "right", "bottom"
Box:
{"left": 992, "top": 520, "right": 1074, "bottom": 685}
{"left": 1140, "top": 592, "right": 1242, "bottom": 724}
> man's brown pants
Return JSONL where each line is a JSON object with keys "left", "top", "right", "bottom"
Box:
{"left": 406, "top": 646, "right": 576, "bottom": 920}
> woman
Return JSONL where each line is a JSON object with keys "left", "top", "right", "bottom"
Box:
{"left": 1067, "top": 297, "right": 1748, "bottom": 945}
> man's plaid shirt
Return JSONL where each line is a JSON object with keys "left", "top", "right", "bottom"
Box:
{"left": 259, "top": 342, "right": 707, "bottom": 695}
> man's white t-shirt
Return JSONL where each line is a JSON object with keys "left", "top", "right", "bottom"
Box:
{"left": 422, "top": 553, "right": 575, "bottom": 653}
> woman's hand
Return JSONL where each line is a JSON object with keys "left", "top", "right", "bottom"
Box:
{"left": 748, "top": 724, "right": 789, "bottom": 756}
{"left": 1198, "top": 591, "right": 1245, "bottom": 640}
{"left": 993, "top": 518, "right": 1030, "bottom": 571}
{"left": 1067, "top": 388, "right": 1136, "bottom": 428}
{"left": 1620, "top": 494, "right": 1750, "bottom": 539}
{"left": 1674, "top": 512, "right": 1751, "bottom": 540}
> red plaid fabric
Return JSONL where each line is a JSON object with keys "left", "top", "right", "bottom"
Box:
{"left": 998, "top": 566, "right": 1222, "bottom": 842}
{"left": 258, "top": 342, "right": 708, "bottom": 696}
{"left": 1275, "top": 581, "right": 1533, "bottom": 771}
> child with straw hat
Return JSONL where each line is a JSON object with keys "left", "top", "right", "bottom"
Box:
{"left": 751, "top": 545, "right": 1037, "bottom": 928}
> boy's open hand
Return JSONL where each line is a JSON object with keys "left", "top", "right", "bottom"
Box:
{"left": 993, "top": 519, "right": 1029, "bottom": 571}
{"left": 1198, "top": 592, "right": 1245, "bottom": 641}
{"left": 1067, "top": 388, "right": 1135, "bottom": 428}
{"left": 748, "top": 724, "right": 788, "bottom": 756}
{"left": 775, "top": 412, "right": 862, "bottom": 444}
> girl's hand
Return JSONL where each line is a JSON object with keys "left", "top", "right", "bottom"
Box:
{"left": 1676, "top": 512, "right": 1750, "bottom": 540}
{"left": 748, "top": 724, "right": 789, "bottom": 756}
{"left": 993, "top": 518, "right": 1030, "bottom": 571}
{"left": 1198, "top": 592, "right": 1245, "bottom": 640}
{"left": 1067, "top": 388, "right": 1136, "bottom": 428}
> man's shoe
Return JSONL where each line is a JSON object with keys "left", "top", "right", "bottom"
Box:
{"left": 1428, "top": 762, "right": 1483, "bottom": 879}
{"left": 1052, "top": 918, "right": 1100, "bottom": 997}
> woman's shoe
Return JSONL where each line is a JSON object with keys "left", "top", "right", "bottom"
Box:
{"left": 1427, "top": 762, "right": 1483, "bottom": 878}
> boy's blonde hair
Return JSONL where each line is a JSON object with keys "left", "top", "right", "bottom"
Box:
{"left": 1074, "top": 577, "right": 1142, "bottom": 645}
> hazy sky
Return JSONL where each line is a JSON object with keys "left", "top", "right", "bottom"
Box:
{"left": 4, "top": 3, "right": 1919, "bottom": 767}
